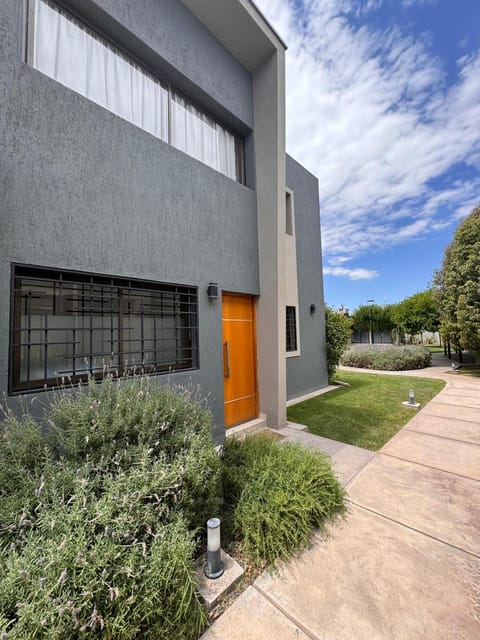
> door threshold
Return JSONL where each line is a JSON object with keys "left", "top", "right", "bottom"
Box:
{"left": 226, "top": 415, "right": 267, "bottom": 439}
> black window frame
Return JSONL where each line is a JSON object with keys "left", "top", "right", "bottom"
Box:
{"left": 9, "top": 264, "right": 199, "bottom": 394}
{"left": 286, "top": 306, "right": 298, "bottom": 353}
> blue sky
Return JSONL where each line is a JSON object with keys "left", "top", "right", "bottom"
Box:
{"left": 254, "top": 0, "right": 480, "bottom": 311}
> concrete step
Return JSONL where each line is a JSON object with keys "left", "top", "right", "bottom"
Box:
{"left": 225, "top": 415, "right": 267, "bottom": 439}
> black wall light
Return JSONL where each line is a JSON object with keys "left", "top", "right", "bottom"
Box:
{"left": 310, "top": 304, "right": 316, "bottom": 315}
{"left": 207, "top": 283, "right": 218, "bottom": 301}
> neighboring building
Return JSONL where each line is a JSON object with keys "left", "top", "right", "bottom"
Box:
{"left": 0, "top": 0, "right": 328, "bottom": 441}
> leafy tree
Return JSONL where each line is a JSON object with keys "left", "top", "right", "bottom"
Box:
{"left": 435, "top": 205, "right": 480, "bottom": 360}
{"left": 351, "top": 304, "right": 392, "bottom": 343}
{"left": 325, "top": 305, "right": 352, "bottom": 379}
{"left": 391, "top": 290, "right": 439, "bottom": 344}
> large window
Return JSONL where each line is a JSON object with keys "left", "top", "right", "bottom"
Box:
{"left": 29, "top": 0, "right": 244, "bottom": 182}
{"left": 10, "top": 265, "right": 198, "bottom": 393}
{"left": 286, "top": 306, "right": 298, "bottom": 353}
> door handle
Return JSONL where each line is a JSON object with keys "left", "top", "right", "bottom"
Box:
{"left": 224, "top": 340, "right": 230, "bottom": 378}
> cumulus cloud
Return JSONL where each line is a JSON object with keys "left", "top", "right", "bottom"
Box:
{"left": 255, "top": 0, "right": 480, "bottom": 278}
{"left": 323, "top": 266, "right": 379, "bottom": 279}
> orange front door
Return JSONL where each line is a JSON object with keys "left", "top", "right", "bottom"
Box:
{"left": 222, "top": 293, "right": 258, "bottom": 428}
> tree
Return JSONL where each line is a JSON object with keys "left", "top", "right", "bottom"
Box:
{"left": 351, "top": 304, "right": 392, "bottom": 343}
{"left": 391, "top": 290, "right": 439, "bottom": 344}
{"left": 325, "top": 305, "right": 352, "bottom": 379}
{"left": 435, "top": 205, "right": 480, "bottom": 360}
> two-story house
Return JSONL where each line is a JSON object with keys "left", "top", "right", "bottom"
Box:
{"left": 0, "top": 0, "right": 328, "bottom": 441}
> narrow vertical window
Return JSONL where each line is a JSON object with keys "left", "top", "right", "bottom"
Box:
{"left": 286, "top": 306, "right": 298, "bottom": 353}
{"left": 286, "top": 191, "right": 293, "bottom": 235}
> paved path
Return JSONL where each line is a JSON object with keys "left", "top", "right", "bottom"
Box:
{"left": 202, "top": 356, "right": 480, "bottom": 639}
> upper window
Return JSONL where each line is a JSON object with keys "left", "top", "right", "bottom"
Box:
{"left": 10, "top": 265, "right": 199, "bottom": 393}
{"left": 29, "top": 0, "right": 243, "bottom": 182}
{"left": 286, "top": 306, "right": 298, "bottom": 353}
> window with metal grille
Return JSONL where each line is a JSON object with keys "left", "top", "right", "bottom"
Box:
{"left": 10, "top": 265, "right": 198, "bottom": 393}
{"left": 286, "top": 306, "right": 298, "bottom": 352}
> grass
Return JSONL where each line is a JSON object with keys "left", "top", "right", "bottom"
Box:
{"left": 287, "top": 371, "right": 445, "bottom": 451}
{"left": 426, "top": 345, "right": 444, "bottom": 353}
{"left": 450, "top": 365, "right": 480, "bottom": 378}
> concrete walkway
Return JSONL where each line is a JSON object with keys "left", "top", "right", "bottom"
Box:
{"left": 202, "top": 356, "right": 480, "bottom": 639}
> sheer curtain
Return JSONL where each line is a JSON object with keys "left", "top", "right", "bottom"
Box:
{"left": 33, "top": 0, "right": 239, "bottom": 181}
{"left": 34, "top": 0, "right": 169, "bottom": 142}
{"left": 171, "top": 92, "right": 237, "bottom": 180}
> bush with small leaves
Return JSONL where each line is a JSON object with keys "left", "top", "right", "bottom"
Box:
{"left": 0, "top": 376, "right": 220, "bottom": 639}
{"left": 221, "top": 434, "right": 344, "bottom": 565}
{"left": 341, "top": 347, "right": 431, "bottom": 371}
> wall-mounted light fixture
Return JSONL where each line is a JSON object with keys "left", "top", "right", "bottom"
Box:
{"left": 207, "top": 283, "right": 218, "bottom": 301}
{"left": 204, "top": 517, "right": 224, "bottom": 579}
{"left": 310, "top": 304, "right": 316, "bottom": 315}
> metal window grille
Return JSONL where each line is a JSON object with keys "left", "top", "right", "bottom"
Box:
{"left": 286, "top": 306, "right": 297, "bottom": 352}
{"left": 10, "top": 265, "right": 198, "bottom": 393}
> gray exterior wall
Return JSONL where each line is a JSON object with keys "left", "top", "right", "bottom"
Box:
{"left": 0, "top": 0, "right": 257, "bottom": 442}
{"left": 286, "top": 155, "right": 328, "bottom": 400}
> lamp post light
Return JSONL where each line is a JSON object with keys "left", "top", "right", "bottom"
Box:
{"left": 409, "top": 389, "right": 415, "bottom": 405}
{"left": 204, "top": 517, "right": 224, "bottom": 580}
{"left": 367, "top": 299, "right": 375, "bottom": 345}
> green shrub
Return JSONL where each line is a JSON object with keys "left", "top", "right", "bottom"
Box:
{"left": 325, "top": 306, "right": 352, "bottom": 379}
{"left": 221, "top": 434, "right": 344, "bottom": 565}
{"left": 341, "top": 347, "right": 431, "bottom": 370}
{"left": 0, "top": 376, "right": 220, "bottom": 639}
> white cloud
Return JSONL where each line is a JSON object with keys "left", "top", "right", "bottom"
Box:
{"left": 323, "top": 266, "right": 379, "bottom": 279}
{"left": 255, "top": 0, "right": 480, "bottom": 268}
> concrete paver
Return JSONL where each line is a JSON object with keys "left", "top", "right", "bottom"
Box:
{"left": 202, "top": 356, "right": 480, "bottom": 640}
{"left": 200, "top": 586, "right": 310, "bottom": 640}
{"left": 255, "top": 506, "right": 480, "bottom": 640}
{"left": 347, "top": 454, "right": 480, "bottom": 555}
{"left": 382, "top": 429, "right": 480, "bottom": 480}
{"left": 422, "top": 401, "right": 480, "bottom": 423}
{"left": 433, "top": 392, "right": 480, "bottom": 409}
{"left": 405, "top": 413, "right": 480, "bottom": 444}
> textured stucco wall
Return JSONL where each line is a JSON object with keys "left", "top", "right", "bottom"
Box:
{"left": 0, "top": 0, "right": 258, "bottom": 441}
{"left": 286, "top": 155, "right": 328, "bottom": 400}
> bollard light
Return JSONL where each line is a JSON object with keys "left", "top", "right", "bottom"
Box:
{"left": 204, "top": 517, "right": 224, "bottom": 579}
{"left": 408, "top": 389, "right": 415, "bottom": 405}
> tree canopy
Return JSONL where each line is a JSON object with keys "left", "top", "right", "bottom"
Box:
{"left": 390, "top": 290, "right": 439, "bottom": 339}
{"left": 435, "top": 205, "right": 480, "bottom": 355}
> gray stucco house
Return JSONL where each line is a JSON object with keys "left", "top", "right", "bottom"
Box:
{"left": 0, "top": 0, "right": 328, "bottom": 442}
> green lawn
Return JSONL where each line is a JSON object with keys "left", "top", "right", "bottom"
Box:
{"left": 287, "top": 371, "right": 445, "bottom": 451}
{"left": 426, "top": 345, "right": 444, "bottom": 353}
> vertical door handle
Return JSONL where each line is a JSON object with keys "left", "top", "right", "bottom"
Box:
{"left": 224, "top": 340, "right": 230, "bottom": 378}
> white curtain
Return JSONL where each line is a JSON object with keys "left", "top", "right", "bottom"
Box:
{"left": 172, "top": 92, "right": 237, "bottom": 180}
{"left": 34, "top": 0, "right": 168, "bottom": 142}
{"left": 33, "top": 0, "right": 238, "bottom": 180}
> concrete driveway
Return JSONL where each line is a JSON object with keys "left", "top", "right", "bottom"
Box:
{"left": 201, "top": 356, "right": 480, "bottom": 639}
